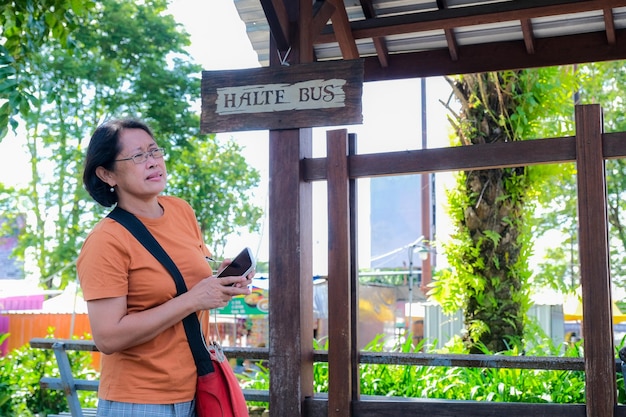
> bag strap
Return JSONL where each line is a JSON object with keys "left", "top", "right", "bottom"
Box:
{"left": 107, "top": 206, "right": 214, "bottom": 375}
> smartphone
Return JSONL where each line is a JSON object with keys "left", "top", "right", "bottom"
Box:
{"left": 217, "top": 247, "right": 256, "bottom": 278}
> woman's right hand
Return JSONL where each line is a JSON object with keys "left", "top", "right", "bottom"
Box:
{"left": 187, "top": 274, "right": 251, "bottom": 310}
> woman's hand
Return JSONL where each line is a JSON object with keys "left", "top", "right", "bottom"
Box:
{"left": 187, "top": 273, "right": 252, "bottom": 310}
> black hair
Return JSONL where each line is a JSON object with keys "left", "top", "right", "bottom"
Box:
{"left": 82, "top": 118, "right": 155, "bottom": 207}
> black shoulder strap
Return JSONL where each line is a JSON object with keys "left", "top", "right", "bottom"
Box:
{"left": 107, "top": 206, "right": 214, "bottom": 375}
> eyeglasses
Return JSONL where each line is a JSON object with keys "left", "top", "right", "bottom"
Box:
{"left": 115, "top": 148, "right": 166, "bottom": 164}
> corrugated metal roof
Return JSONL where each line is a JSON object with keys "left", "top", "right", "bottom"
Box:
{"left": 233, "top": 0, "right": 626, "bottom": 79}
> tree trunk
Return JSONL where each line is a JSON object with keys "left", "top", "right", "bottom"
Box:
{"left": 451, "top": 72, "right": 529, "bottom": 353}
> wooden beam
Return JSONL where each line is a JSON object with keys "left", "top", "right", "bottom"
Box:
{"left": 328, "top": 0, "right": 360, "bottom": 59}
{"left": 260, "top": 0, "right": 290, "bottom": 52}
{"left": 361, "top": 29, "right": 626, "bottom": 81}
{"left": 302, "top": 397, "right": 626, "bottom": 417}
{"left": 303, "top": 135, "right": 579, "bottom": 181}
{"left": 303, "top": 131, "right": 626, "bottom": 181}
{"left": 326, "top": 129, "right": 352, "bottom": 416}
{"left": 575, "top": 104, "right": 615, "bottom": 417}
{"left": 300, "top": 0, "right": 314, "bottom": 63}
{"left": 311, "top": 1, "right": 336, "bottom": 44}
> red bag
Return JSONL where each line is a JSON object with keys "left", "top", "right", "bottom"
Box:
{"left": 195, "top": 343, "right": 249, "bottom": 417}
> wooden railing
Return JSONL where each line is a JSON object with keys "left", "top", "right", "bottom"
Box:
{"left": 29, "top": 338, "right": 270, "bottom": 417}
{"left": 31, "top": 336, "right": 626, "bottom": 417}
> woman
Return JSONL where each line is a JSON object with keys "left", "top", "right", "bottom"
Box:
{"left": 77, "top": 118, "right": 254, "bottom": 417}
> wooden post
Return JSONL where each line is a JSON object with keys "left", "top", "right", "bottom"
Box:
{"left": 267, "top": 2, "right": 315, "bottom": 416}
{"left": 575, "top": 104, "right": 615, "bottom": 417}
{"left": 268, "top": 126, "right": 314, "bottom": 417}
{"left": 327, "top": 129, "right": 352, "bottom": 416}
{"left": 349, "top": 133, "right": 361, "bottom": 401}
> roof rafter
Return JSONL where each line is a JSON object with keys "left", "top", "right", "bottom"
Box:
{"left": 328, "top": 0, "right": 359, "bottom": 59}
{"left": 359, "top": 0, "right": 389, "bottom": 67}
{"left": 259, "top": 0, "right": 290, "bottom": 51}
{"left": 438, "top": 0, "right": 459, "bottom": 62}
{"left": 316, "top": 0, "right": 626, "bottom": 43}
{"left": 604, "top": 7, "right": 617, "bottom": 44}
{"left": 520, "top": 18, "right": 535, "bottom": 54}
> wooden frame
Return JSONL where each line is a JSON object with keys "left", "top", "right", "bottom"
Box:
{"left": 269, "top": 97, "right": 624, "bottom": 417}
{"left": 241, "top": 2, "right": 626, "bottom": 417}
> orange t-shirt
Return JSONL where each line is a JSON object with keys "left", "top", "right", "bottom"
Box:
{"left": 77, "top": 195, "right": 213, "bottom": 403}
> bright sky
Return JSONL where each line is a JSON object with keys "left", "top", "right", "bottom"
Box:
{"left": 167, "top": 0, "right": 259, "bottom": 70}
{"left": 166, "top": 0, "right": 272, "bottom": 261}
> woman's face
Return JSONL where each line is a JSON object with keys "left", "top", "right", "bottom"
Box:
{"left": 108, "top": 128, "right": 167, "bottom": 203}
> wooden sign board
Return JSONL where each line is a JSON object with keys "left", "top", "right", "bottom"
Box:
{"left": 201, "top": 60, "right": 363, "bottom": 133}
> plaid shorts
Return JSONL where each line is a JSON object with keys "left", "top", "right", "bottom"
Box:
{"left": 96, "top": 399, "right": 196, "bottom": 417}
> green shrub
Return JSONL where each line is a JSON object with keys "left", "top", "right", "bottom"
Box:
{"left": 0, "top": 331, "right": 98, "bottom": 417}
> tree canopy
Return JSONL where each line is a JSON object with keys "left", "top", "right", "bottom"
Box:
{"left": 0, "top": 0, "right": 262, "bottom": 288}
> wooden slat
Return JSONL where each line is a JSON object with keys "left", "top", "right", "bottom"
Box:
{"left": 326, "top": 129, "right": 352, "bottom": 416}
{"left": 350, "top": 351, "right": 585, "bottom": 370}
{"left": 50, "top": 409, "right": 97, "bottom": 417}
{"left": 603, "top": 131, "right": 626, "bottom": 159}
{"left": 305, "top": 398, "right": 626, "bottom": 417}
{"left": 303, "top": 132, "right": 626, "bottom": 182}
{"left": 30, "top": 338, "right": 99, "bottom": 352}
{"left": 303, "top": 136, "right": 577, "bottom": 181}
{"left": 575, "top": 104, "right": 615, "bottom": 417}
{"left": 40, "top": 378, "right": 99, "bottom": 392}
{"left": 31, "top": 338, "right": 272, "bottom": 361}
{"left": 40, "top": 376, "right": 267, "bottom": 403}
{"left": 312, "top": 350, "right": 589, "bottom": 371}
{"left": 351, "top": 400, "right": 588, "bottom": 417}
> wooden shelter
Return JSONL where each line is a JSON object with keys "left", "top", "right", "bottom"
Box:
{"left": 213, "top": 1, "right": 626, "bottom": 416}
